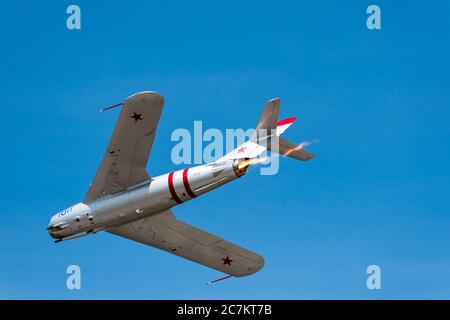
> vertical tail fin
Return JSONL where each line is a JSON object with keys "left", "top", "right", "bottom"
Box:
{"left": 252, "top": 99, "right": 297, "bottom": 138}
{"left": 253, "top": 98, "right": 280, "bottom": 133}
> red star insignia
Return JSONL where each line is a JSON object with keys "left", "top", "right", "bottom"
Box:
{"left": 237, "top": 146, "right": 246, "bottom": 154}
{"left": 131, "top": 112, "right": 143, "bottom": 122}
{"left": 222, "top": 256, "right": 233, "bottom": 266}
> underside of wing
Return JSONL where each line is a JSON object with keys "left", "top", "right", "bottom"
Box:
{"left": 84, "top": 92, "right": 164, "bottom": 203}
{"left": 107, "top": 210, "right": 264, "bottom": 277}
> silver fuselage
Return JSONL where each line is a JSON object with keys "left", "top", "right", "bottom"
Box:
{"left": 48, "top": 159, "right": 249, "bottom": 240}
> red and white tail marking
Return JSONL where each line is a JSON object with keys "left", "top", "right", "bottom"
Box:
{"left": 217, "top": 117, "right": 297, "bottom": 162}
{"left": 276, "top": 117, "right": 296, "bottom": 136}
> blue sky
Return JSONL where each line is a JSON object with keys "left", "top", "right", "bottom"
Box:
{"left": 1, "top": 1, "right": 450, "bottom": 299}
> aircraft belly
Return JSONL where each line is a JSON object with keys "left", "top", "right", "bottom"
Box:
{"left": 103, "top": 163, "right": 239, "bottom": 228}
{"left": 58, "top": 161, "right": 242, "bottom": 239}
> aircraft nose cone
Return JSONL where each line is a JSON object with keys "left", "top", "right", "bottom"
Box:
{"left": 47, "top": 214, "right": 63, "bottom": 239}
{"left": 47, "top": 219, "right": 65, "bottom": 239}
{"left": 47, "top": 226, "right": 60, "bottom": 239}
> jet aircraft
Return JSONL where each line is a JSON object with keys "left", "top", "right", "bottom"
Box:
{"left": 48, "top": 92, "right": 314, "bottom": 277}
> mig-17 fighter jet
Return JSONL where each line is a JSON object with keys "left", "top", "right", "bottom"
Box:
{"left": 48, "top": 91, "right": 314, "bottom": 277}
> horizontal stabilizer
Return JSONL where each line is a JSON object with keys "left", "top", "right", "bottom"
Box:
{"left": 268, "top": 137, "right": 314, "bottom": 161}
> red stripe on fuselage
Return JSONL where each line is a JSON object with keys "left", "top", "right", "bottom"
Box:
{"left": 168, "top": 172, "right": 183, "bottom": 204}
{"left": 182, "top": 168, "right": 197, "bottom": 199}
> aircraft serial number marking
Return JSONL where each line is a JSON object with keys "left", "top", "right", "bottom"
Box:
{"left": 58, "top": 207, "right": 73, "bottom": 217}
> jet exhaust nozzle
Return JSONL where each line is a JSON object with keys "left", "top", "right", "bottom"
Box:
{"left": 233, "top": 158, "right": 251, "bottom": 177}
{"left": 233, "top": 157, "right": 267, "bottom": 177}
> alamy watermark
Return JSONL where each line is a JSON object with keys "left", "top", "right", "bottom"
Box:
{"left": 66, "top": 5, "right": 81, "bottom": 30}
{"left": 366, "top": 264, "right": 382, "bottom": 290}
{"left": 366, "top": 5, "right": 381, "bottom": 30}
{"left": 66, "top": 264, "right": 81, "bottom": 290}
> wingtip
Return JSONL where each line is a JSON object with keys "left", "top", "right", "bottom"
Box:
{"left": 266, "top": 97, "right": 280, "bottom": 106}
{"left": 124, "top": 91, "right": 164, "bottom": 103}
{"left": 232, "top": 254, "right": 265, "bottom": 277}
